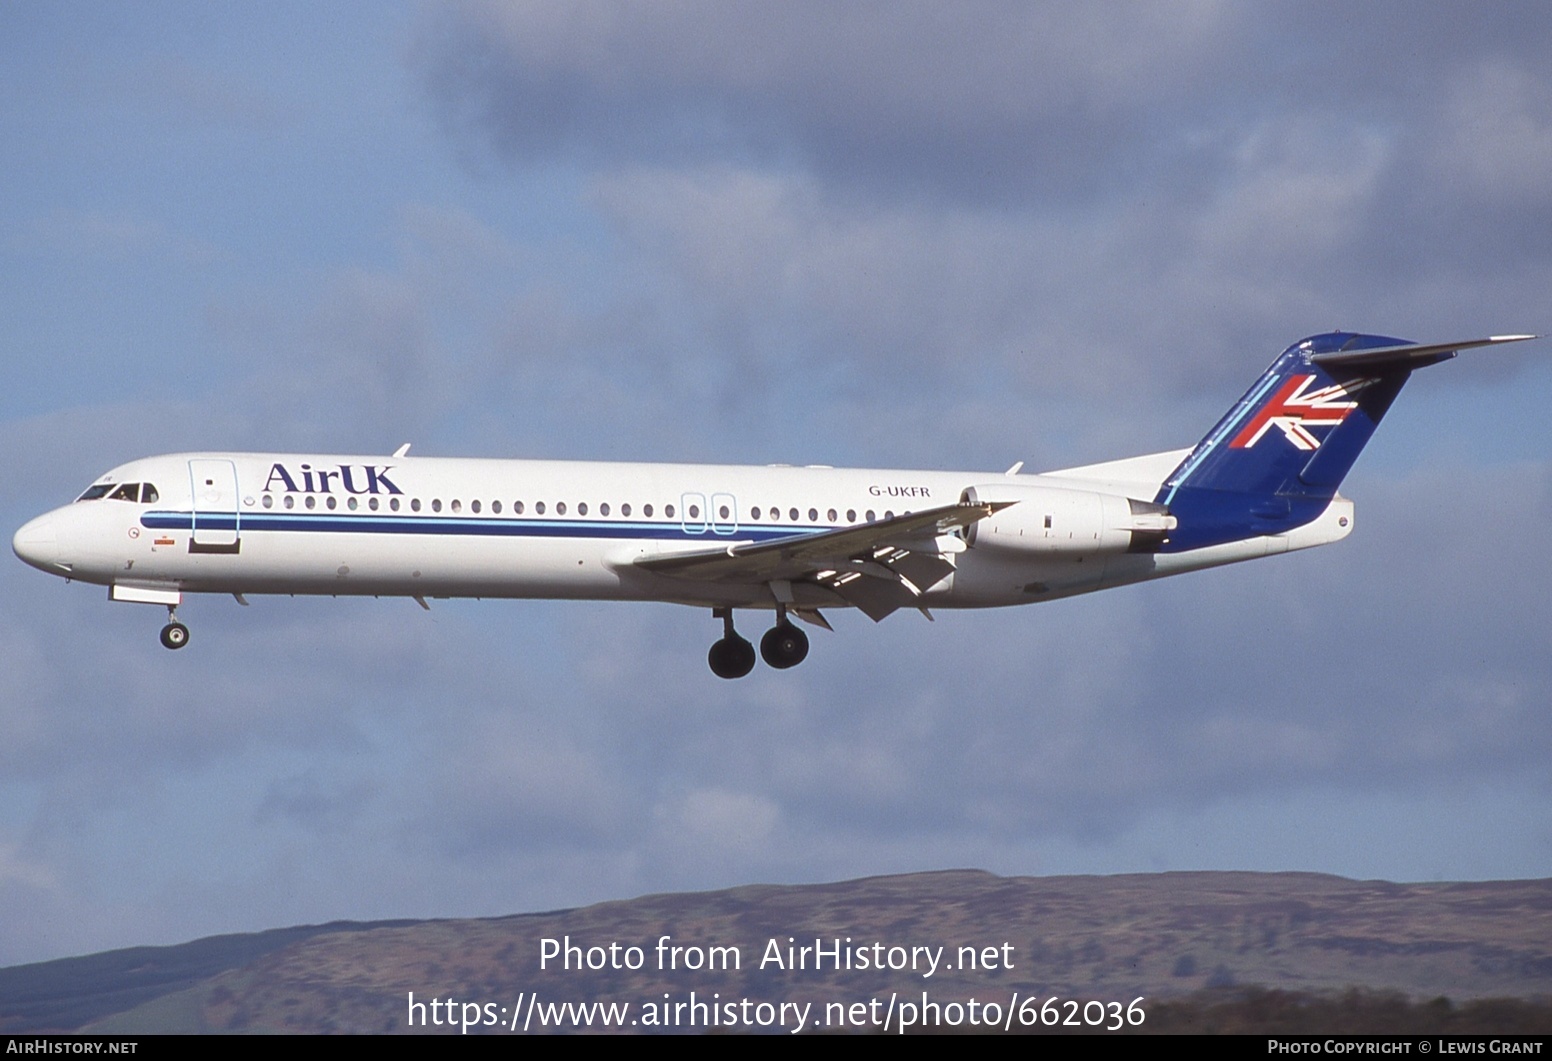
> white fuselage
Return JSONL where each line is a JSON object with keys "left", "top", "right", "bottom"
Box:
{"left": 13, "top": 450, "right": 1353, "bottom": 615}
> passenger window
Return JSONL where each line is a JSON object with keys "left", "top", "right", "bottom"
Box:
{"left": 326, "top": 497, "right": 337, "bottom": 510}
{"left": 389, "top": 498, "right": 400, "bottom": 511}
{"left": 411, "top": 498, "right": 422, "bottom": 512}
{"left": 884, "top": 510, "right": 894, "bottom": 520}
{"left": 262, "top": 495, "right": 273, "bottom": 509}
{"left": 866, "top": 510, "right": 875, "bottom": 521}
{"left": 141, "top": 484, "right": 159, "bottom": 504}
{"left": 643, "top": 504, "right": 653, "bottom": 517}
{"left": 827, "top": 509, "right": 836, "bottom": 522}
{"left": 719, "top": 505, "right": 730, "bottom": 519}
{"left": 600, "top": 503, "right": 610, "bottom": 516}
{"left": 665, "top": 504, "right": 675, "bottom": 518}
{"left": 347, "top": 497, "right": 358, "bottom": 511}
{"left": 368, "top": 497, "right": 379, "bottom": 511}
{"left": 847, "top": 509, "right": 856, "bottom": 522}
{"left": 492, "top": 500, "right": 501, "bottom": 514}
{"left": 305, "top": 496, "right": 316, "bottom": 510}
{"left": 536, "top": 502, "right": 546, "bottom": 515}
{"left": 621, "top": 503, "right": 630, "bottom": 517}
{"left": 451, "top": 499, "right": 462, "bottom": 513}
{"left": 557, "top": 502, "right": 567, "bottom": 515}
{"left": 751, "top": 507, "right": 761, "bottom": 520}
{"left": 789, "top": 508, "right": 799, "bottom": 521}
{"left": 688, "top": 504, "right": 700, "bottom": 519}
{"left": 578, "top": 502, "right": 588, "bottom": 516}
{"left": 284, "top": 495, "right": 295, "bottom": 510}
{"left": 432, "top": 499, "right": 442, "bottom": 513}
{"left": 515, "top": 501, "right": 525, "bottom": 514}
{"left": 471, "top": 500, "right": 480, "bottom": 514}
{"left": 808, "top": 508, "right": 817, "bottom": 522}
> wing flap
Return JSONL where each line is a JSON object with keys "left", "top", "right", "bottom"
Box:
{"left": 884, "top": 549, "right": 955, "bottom": 593}
{"left": 827, "top": 571, "right": 917, "bottom": 622}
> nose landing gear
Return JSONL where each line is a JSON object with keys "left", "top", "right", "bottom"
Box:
{"left": 160, "top": 605, "right": 190, "bottom": 650}
{"left": 707, "top": 606, "right": 812, "bottom": 678}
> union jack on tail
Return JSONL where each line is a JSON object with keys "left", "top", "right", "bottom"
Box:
{"left": 1157, "top": 332, "right": 1536, "bottom": 552}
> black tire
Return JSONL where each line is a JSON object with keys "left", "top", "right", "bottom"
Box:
{"left": 760, "top": 622, "right": 809, "bottom": 669}
{"left": 160, "top": 622, "right": 190, "bottom": 650}
{"left": 708, "top": 635, "right": 756, "bottom": 679}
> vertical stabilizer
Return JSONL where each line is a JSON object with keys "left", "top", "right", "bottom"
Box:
{"left": 1155, "top": 332, "right": 1531, "bottom": 551}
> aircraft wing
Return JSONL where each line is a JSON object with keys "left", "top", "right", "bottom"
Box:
{"left": 635, "top": 500, "right": 1009, "bottom": 621}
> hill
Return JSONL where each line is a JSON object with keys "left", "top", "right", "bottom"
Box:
{"left": 4, "top": 870, "right": 1550, "bottom": 1033}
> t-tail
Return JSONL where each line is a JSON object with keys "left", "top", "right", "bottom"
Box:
{"left": 1155, "top": 332, "right": 1537, "bottom": 552}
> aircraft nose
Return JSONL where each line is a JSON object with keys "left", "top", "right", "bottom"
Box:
{"left": 13, "top": 514, "right": 64, "bottom": 573}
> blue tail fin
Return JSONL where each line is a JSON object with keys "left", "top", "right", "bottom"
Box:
{"left": 1155, "top": 331, "right": 1534, "bottom": 551}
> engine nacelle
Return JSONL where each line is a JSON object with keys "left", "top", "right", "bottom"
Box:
{"left": 960, "top": 483, "right": 1175, "bottom": 556}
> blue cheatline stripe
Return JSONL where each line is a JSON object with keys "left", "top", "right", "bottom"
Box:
{"left": 141, "top": 511, "right": 827, "bottom": 544}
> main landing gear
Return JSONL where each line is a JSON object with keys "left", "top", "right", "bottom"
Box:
{"left": 160, "top": 605, "right": 189, "bottom": 650}
{"left": 708, "top": 607, "right": 810, "bottom": 678}
{"left": 760, "top": 618, "right": 809, "bottom": 670}
{"left": 708, "top": 608, "right": 756, "bottom": 679}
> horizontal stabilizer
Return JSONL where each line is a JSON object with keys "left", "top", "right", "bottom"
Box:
{"left": 1311, "top": 334, "right": 1537, "bottom": 371}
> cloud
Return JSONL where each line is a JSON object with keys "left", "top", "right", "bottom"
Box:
{"left": 1434, "top": 59, "right": 1552, "bottom": 207}
{"left": 128, "top": 56, "right": 298, "bottom": 132}
{"left": 417, "top": 3, "right": 1552, "bottom": 352}
{"left": 6, "top": 210, "right": 222, "bottom": 266}
{"left": 418, "top": 1, "right": 1236, "bottom": 205}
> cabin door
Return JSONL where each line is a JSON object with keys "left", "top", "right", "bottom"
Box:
{"left": 188, "top": 458, "right": 241, "bottom": 553}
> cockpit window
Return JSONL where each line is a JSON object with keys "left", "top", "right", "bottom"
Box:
{"left": 79, "top": 481, "right": 157, "bottom": 502}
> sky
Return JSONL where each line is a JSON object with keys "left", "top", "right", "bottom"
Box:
{"left": 2, "top": 1, "right": 1552, "bottom": 967}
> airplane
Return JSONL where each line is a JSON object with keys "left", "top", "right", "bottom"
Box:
{"left": 12, "top": 331, "right": 1538, "bottom": 677}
